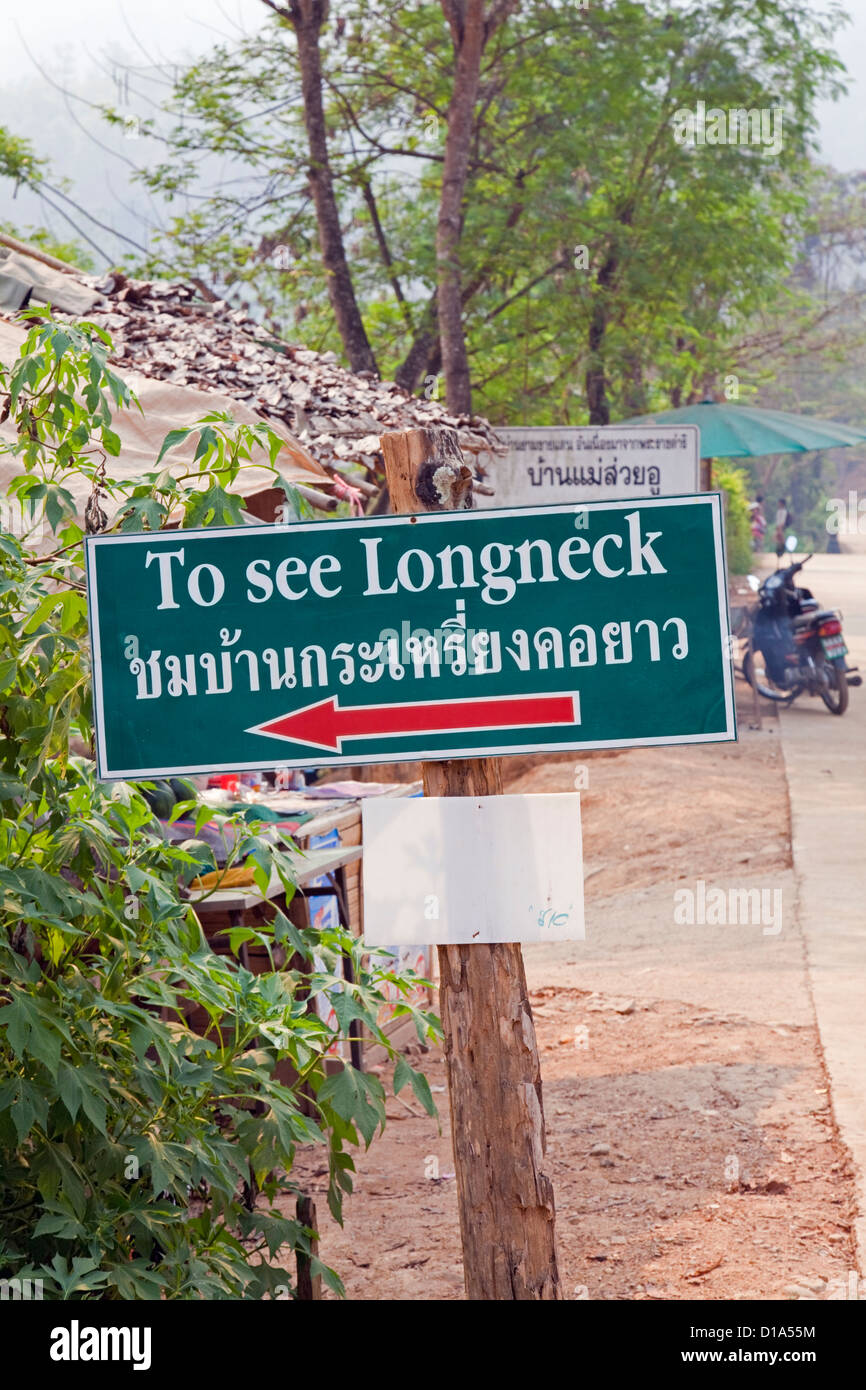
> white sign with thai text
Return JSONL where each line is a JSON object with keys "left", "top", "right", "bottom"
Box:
{"left": 477, "top": 425, "right": 700, "bottom": 508}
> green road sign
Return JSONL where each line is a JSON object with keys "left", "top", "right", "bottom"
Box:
{"left": 85, "top": 495, "right": 736, "bottom": 779}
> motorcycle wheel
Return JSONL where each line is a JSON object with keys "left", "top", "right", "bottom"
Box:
{"left": 742, "top": 647, "right": 795, "bottom": 703}
{"left": 819, "top": 657, "right": 849, "bottom": 715}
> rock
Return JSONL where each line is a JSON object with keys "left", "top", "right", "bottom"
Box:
{"left": 799, "top": 1277, "right": 826, "bottom": 1293}
{"left": 590, "top": 1142, "right": 610, "bottom": 1156}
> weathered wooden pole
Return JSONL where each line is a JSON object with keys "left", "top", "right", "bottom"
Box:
{"left": 295, "top": 1195, "right": 322, "bottom": 1300}
{"left": 380, "top": 426, "right": 561, "bottom": 1301}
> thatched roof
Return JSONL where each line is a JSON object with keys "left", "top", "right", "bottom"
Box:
{"left": 0, "top": 237, "right": 499, "bottom": 513}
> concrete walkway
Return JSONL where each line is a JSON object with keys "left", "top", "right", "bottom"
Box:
{"left": 775, "top": 539, "right": 866, "bottom": 1260}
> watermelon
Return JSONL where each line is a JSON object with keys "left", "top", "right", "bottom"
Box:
{"left": 140, "top": 779, "right": 176, "bottom": 819}
{"left": 169, "top": 776, "right": 198, "bottom": 804}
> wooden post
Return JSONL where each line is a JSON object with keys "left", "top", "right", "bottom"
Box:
{"left": 700, "top": 456, "right": 712, "bottom": 491}
{"left": 296, "top": 1195, "right": 322, "bottom": 1300}
{"left": 380, "top": 426, "right": 561, "bottom": 1301}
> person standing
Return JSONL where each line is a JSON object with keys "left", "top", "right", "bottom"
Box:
{"left": 774, "top": 497, "right": 792, "bottom": 557}
{"left": 750, "top": 493, "right": 767, "bottom": 550}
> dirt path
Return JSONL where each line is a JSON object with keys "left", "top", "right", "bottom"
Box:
{"left": 288, "top": 680, "right": 860, "bottom": 1300}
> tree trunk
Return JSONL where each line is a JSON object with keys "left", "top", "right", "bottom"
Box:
{"left": 380, "top": 424, "right": 561, "bottom": 1301}
{"left": 288, "top": 0, "right": 378, "bottom": 376}
{"left": 395, "top": 291, "right": 440, "bottom": 396}
{"left": 585, "top": 303, "right": 611, "bottom": 426}
{"left": 621, "top": 346, "right": 647, "bottom": 417}
{"left": 436, "top": 1, "right": 486, "bottom": 415}
{"left": 585, "top": 250, "right": 618, "bottom": 426}
{"left": 585, "top": 204, "right": 634, "bottom": 425}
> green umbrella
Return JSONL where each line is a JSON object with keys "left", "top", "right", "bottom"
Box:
{"left": 619, "top": 400, "right": 866, "bottom": 458}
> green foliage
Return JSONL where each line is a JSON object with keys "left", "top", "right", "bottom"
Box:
{"left": 0, "top": 221, "right": 95, "bottom": 274}
{"left": 0, "top": 126, "right": 47, "bottom": 190}
{"left": 0, "top": 318, "right": 439, "bottom": 1299}
{"left": 712, "top": 462, "right": 754, "bottom": 575}
{"left": 123, "top": 0, "right": 846, "bottom": 419}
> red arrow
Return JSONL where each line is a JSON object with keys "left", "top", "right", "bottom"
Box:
{"left": 247, "top": 691, "right": 580, "bottom": 753}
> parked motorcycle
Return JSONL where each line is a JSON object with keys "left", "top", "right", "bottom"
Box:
{"left": 742, "top": 537, "right": 861, "bottom": 715}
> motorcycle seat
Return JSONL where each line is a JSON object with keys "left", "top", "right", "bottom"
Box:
{"left": 793, "top": 609, "right": 836, "bottom": 627}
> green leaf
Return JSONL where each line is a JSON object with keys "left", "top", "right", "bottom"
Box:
{"left": 33, "top": 1208, "right": 85, "bottom": 1240}
{"left": 318, "top": 1065, "right": 381, "bottom": 1148}
{"left": 57, "top": 1062, "right": 83, "bottom": 1121}
{"left": 22, "top": 591, "right": 63, "bottom": 635}
{"left": 0, "top": 657, "right": 18, "bottom": 692}
{"left": 407, "top": 1066, "right": 436, "bottom": 1117}
{"left": 19, "top": 866, "right": 75, "bottom": 917}
{"left": 78, "top": 1076, "right": 108, "bottom": 1136}
{"left": 1, "top": 995, "right": 31, "bottom": 1059}
{"left": 25, "top": 1014, "right": 62, "bottom": 1076}
{"left": 193, "top": 425, "right": 219, "bottom": 463}
{"left": 393, "top": 1054, "right": 412, "bottom": 1097}
{"left": 12, "top": 1090, "right": 34, "bottom": 1143}
{"left": 0, "top": 769, "right": 26, "bottom": 797}
{"left": 156, "top": 427, "right": 191, "bottom": 463}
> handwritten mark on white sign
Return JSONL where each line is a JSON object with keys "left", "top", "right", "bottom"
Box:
{"left": 361, "top": 793, "right": 584, "bottom": 946}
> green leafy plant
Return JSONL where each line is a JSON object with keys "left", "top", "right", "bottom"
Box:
{"left": 0, "top": 316, "right": 439, "bottom": 1299}
{"left": 712, "top": 462, "right": 754, "bottom": 576}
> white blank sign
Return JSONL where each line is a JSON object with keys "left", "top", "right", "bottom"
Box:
{"left": 361, "top": 794, "right": 584, "bottom": 946}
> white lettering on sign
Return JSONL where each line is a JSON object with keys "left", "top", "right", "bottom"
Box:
{"left": 245, "top": 554, "right": 343, "bottom": 602}
{"left": 626, "top": 512, "right": 666, "bottom": 575}
{"left": 145, "top": 547, "right": 226, "bottom": 609}
{"left": 188, "top": 563, "right": 225, "bottom": 607}
{"left": 145, "top": 547, "right": 185, "bottom": 610}
{"left": 144, "top": 512, "right": 667, "bottom": 615}
{"left": 360, "top": 512, "right": 666, "bottom": 608}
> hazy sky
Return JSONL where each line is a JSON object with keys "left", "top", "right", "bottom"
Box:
{"left": 1, "top": 0, "right": 865, "bottom": 261}
{"left": 1, "top": 0, "right": 864, "bottom": 163}
{"left": 0, "top": 1, "right": 265, "bottom": 79}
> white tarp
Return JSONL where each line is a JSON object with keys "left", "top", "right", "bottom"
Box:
{"left": 0, "top": 316, "right": 329, "bottom": 526}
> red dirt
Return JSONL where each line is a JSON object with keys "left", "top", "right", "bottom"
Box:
{"left": 287, "top": 682, "right": 858, "bottom": 1299}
